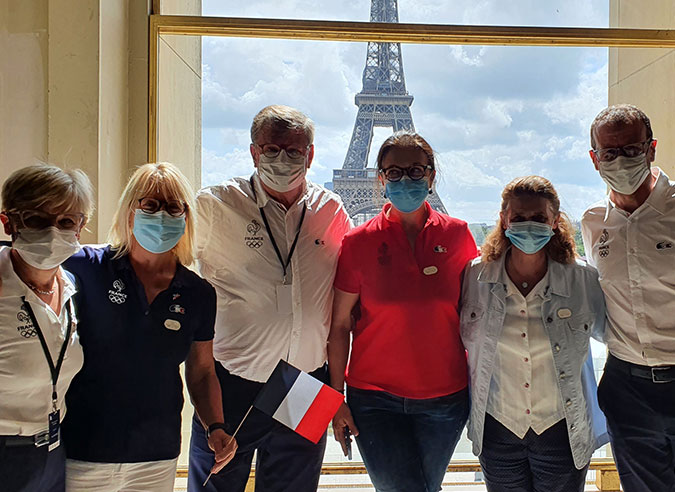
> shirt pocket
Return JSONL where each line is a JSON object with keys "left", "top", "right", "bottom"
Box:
{"left": 564, "top": 312, "right": 594, "bottom": 356}
{"left": 460, "top": 304, "right": 485, "bottom": 343}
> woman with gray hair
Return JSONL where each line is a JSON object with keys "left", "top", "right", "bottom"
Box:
{"left": 0, "top": 163, "right": 94, "bottom": 492}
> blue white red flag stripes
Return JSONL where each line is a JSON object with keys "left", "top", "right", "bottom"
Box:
{"left": 253, "top": 360, "right": 344, "bottom": 444}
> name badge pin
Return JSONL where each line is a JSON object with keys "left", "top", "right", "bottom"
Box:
{"left": 164, "top": 319, "right": 181, "bottom": 331}
{"left": 557, "top": 308, "right": 572, "bottom": 319}
{"left": 423, "top": 266, "right": 438, "bottom": 275}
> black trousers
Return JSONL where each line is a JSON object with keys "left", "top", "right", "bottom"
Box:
{"left": 0, "top": 439, "right": 66, "bottom": 492}
{"left": 187, "top": 361, "right": 329, "bottom": 492}
{"left": 598, "top": 354, "right": 675, "bottom": 492}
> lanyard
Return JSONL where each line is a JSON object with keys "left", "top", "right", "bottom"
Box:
{"left": 21, "top": 296, "right": 73, "bottom": 412}
{"left": 250, "top": 176, "right": 307, "bottom": 283}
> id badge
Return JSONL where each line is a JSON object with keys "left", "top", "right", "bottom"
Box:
{"left": 276, "top": 284, "right": 293, "bottom": 315}
{"left": 48, "top": 409, "right": 60, "bottom": 451}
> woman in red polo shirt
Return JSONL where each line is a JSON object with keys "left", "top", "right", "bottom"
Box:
{"left": 328, "top": 132, "right": 478, "bottom": 492}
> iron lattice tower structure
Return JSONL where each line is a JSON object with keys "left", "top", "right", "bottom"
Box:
{"left": 332, "top": 0, "right": 447, "bottom": 221}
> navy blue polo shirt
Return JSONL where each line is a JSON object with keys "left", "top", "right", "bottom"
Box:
{"left": 61, "top": 246, "right": 216, "bottom": 463}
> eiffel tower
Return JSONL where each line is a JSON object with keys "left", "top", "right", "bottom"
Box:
{"left": 331, "top": 0, "right": 447, "bottom": 223}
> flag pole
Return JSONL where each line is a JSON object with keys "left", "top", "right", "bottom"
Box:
{"left": 202, "top": 405, "right": 254, "bottom": 487}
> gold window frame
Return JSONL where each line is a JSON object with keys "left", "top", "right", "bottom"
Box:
{"left": 147, "top": 14, "right": 675, "bottom": 161}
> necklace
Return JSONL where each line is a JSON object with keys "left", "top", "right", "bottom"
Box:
{"left": 27, "top": 283, "right": 55, "bottom": 296}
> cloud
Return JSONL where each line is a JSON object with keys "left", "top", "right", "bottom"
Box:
{"left": 200, "top": 0, "right": 611, "bottom": 223}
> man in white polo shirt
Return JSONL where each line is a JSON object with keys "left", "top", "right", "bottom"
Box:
{"left": 581, "top": 104, "right": 675, "bottom": 492}
{"left": 188, "top": 105, "right": 352, "bottom": 492}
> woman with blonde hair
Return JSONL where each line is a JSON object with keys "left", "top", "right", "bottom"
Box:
{"left": 61, "top": 163, "right": 236, "bottom": 492}
{"left": 0, "top": 164, "right": 93, "bottom": 492}
{"left": 460, "top": 175, "right": 607, "bottom": 492}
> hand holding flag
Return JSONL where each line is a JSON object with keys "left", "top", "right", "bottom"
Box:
{"left": 253, "top": 360, "right": 345, "bottom": 444}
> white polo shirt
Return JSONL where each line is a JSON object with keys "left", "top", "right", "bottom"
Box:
{"left": 0, "top": 246, "right": 83, "bottom": 436}
{"left": 196, "top": 174, "right": 352, "bottom": 382}
{"left": 581, "top": 167, "right": 675, "bottom": 366}
{"left": 486, "top": 269, "right": 564, "bottom": 438}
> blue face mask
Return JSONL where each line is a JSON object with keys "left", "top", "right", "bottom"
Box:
{"left": 385, "top": 178, "right": 429, "bottom": 213}
{"left": 133, "top": 209, "right": 186, "bottom": 254}
{"left": 505, "top": 221, "right": 555, "bottom": 255}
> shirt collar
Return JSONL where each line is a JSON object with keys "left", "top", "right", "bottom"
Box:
{"left": 477, "top": 249, "right": 569, "bottom": 298}
{"left": 250, "top": 172, "right": 311, "bottom": 211}
{"left": 381, "top": 201, "right": 439, "bottom": 227}
{"left": 0, "top": 245, "right": 76, "bottom": 301}
{"left": 109, "top": 246, "right": 188, "bottom": 289}
{"left": 603, "top": 167, "right": 671, "bottom": 220}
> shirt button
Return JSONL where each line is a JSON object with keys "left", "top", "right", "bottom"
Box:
{"left": 524, "top": 382, "right": 530, "bottom": 388}
{"left": 521, "top": 333, "right": 527, "bottom": 338}
{"left": 546, "top": 317, "right": 553, "bottom": 323}
{"left": 144, "top": 310, "right": 149, "bottom": 316}
{"left": 554, "top": 344, "right": 561, "bottom": 352}
{"left": 566, "top": 399, "right": 572, "bottom": 407}
{"left": 560, "top": 372, "right": 566, "bottom": 380}
{"left": 525, "top": 409, "right": 531, "bottom": 415}
{"left": 524, "top": 357, "right": 529, "bottom": 362}
{"left": 570, "top": 424, "right": 575, "bottom": 430}
{"left": 520, "top": 309, "right": 526, "bottom": 315}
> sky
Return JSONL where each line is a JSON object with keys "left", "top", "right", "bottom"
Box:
{"left": 199, "top": 0, "right": 610, "bottom": 224}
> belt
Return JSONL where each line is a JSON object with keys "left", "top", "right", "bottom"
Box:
{"left": 0, "top": 430, "right": 50, "bottom": 448}
{"left": 608, "top": 353, "right": 675, "bottom": 384}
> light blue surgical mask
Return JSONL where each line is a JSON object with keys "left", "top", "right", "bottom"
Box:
{"left": 385, "top": 178, "right": 429, "bottom": 213}
{"left": 505, "top": 221, "right": 554, "bottom": 255}
{"left": 133, "top": 209, "right": 186, "bottom": 254}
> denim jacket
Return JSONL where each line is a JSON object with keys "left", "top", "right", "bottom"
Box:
{"left": 460, "top": 253, "right": 609, "bottom": 469}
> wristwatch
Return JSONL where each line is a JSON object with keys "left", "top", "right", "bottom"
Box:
{"left": 207, "top": 422, "right": 228, "bottom": 438}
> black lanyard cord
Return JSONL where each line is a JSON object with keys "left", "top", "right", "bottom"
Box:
{"left": 250, "top": 176, "right": 307, "bottom": 282}
{"left": 21, "top": 296, "right": 73, "bottom": 408}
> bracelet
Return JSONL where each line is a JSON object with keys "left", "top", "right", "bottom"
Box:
{"left": 207, "top": 422, "right": 228, "bottom": 438}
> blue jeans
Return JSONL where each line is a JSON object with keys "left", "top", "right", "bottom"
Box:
{"left": 479, "top": 414, "right": 588, "bottom": 492}
{"left": 347, "top": 386, "right": 469, "bottom": 492}
{"left": 598, "top": 354, "right": 675, "bottom": 492}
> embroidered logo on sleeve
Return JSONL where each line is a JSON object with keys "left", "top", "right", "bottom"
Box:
{"left": 245, "top": 219, "right": 264, "bottom": 249}
{"left": 16, "top": 306, "right": 37, "bottom": 338}
{"left": 108, "top": 279, "right": 128, "bottom": 304}
{"left": 598, "top": 229, "right": 610, "bottom": 258}
{"left": 434, "top": 245, "right": 447, "bottom": 253}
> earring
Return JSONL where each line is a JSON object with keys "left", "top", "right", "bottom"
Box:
{"left": 428, "top": 188, "right": 433, "bottom": 195}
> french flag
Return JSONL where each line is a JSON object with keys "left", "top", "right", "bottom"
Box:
{"left": 253, "top": 360, "right": 344, "bottom": 444}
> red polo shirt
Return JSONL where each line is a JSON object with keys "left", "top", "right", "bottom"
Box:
{"left": 334, "top": 202, "right": 478, "bottom": 399}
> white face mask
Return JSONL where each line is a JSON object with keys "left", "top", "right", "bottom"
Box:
{"left": 13, "top": 226, "right": 81, "bottom": 270}
{"left": 257, "top": 150, "right": 308, "bottom": 193}
{"left": 598, "top": 153, "right": 651, "bottom": 195}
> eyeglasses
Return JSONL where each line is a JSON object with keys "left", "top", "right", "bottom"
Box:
{"left": 138, "top": 197, "right": 187, "bottom": 217}
{"left": 592, "top": 139, "right": 652, "bottom": 162}
{"left": 7, "top": 209, "right": 85, "bottom": 231}
{"left": 378, "top": 165, "right": 433, "bottom": 182}
{"left": 255, "top": 143, "right": 311, "bottom": 159}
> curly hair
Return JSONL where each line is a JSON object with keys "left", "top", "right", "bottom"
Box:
{"left": 481, "top": 175, "right": 576, "bottom": 264}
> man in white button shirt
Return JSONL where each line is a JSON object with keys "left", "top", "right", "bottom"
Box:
{"left": 581, "top": 104, "right": 675, "bottom": 492}
{"left": 188, "top": 105, "right": 352, "bottom": 492}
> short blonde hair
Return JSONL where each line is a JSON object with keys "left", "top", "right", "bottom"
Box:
{"left": 481, "top": 175, "right": 576, "bottom": 265}
{"left": 2, "top": 163, "right": 95, "bottom": 219}
{"left": 250, "top": 105, "right": 315, "bottom": 145}
{"left": 108, "top": 163, "right": 195, "bottom": 265}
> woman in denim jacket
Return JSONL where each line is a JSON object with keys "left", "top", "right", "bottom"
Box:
{"left": 460, "top": 176, "right": 608, "bottom": 492}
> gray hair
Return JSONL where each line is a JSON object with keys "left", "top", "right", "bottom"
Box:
{"left": 2, "top": 163, "right": 95, "bottom": 219}
{"left": 590, "top": 104, "right": 653, "bottom": 149}
{"left": 250, "top": 105, "right": 315, "bottom": 145}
